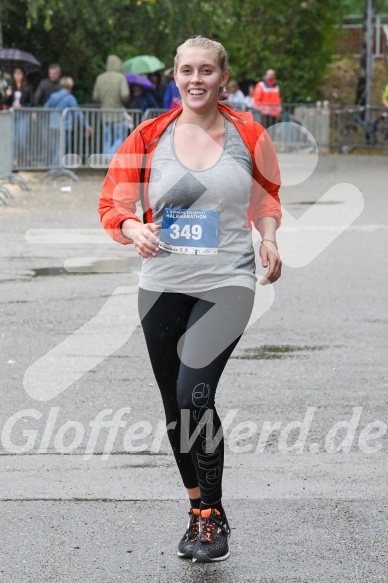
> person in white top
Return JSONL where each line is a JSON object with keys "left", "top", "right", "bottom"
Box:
{"left": 226, "top": 79, "right": 245, "bottom": 105}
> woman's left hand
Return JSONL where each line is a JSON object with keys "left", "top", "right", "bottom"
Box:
{"left": 259, "top": 240, "right": 282, "bottom": 285}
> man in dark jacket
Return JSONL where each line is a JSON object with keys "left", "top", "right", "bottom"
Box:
{"left": 33, "top": 64, "right": 61, "bottom": 106}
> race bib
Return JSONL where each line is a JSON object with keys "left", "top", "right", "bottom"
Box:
{"left": 159, "top": 208, "right": 219, "bottom": 254}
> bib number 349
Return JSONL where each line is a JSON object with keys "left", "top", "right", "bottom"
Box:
{"left": 170, "top": 224, "right": 202, "bottom": 240}
{"left": 159, "top": 208, "right": 219, "bottom": 255}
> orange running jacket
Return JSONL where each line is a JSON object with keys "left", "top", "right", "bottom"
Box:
{"left": 98, "top": 103, "right": 281, "bottom": 245}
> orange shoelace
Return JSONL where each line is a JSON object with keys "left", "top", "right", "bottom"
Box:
{"left": 199, "top": 508, "right": 223, "bottom": 543}
{"left": 184, "top": 508, "right": 200, "bottom": 541}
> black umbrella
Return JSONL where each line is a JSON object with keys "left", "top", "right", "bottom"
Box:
{"left": 0, "top": 48, "right": 41, "bottom": 75}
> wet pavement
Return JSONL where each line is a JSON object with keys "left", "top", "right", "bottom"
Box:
{"left": 1, "top": 157, "right": 388, "bottom": 582}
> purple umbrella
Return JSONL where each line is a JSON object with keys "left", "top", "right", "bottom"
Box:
{"left": 0, "top": 48, "right": 41, "bottom": 75}
{"left": 125, "top": 73, "right": 155, "bottom": 90}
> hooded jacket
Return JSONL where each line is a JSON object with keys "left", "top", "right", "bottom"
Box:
{"left": 93, "top": 55, "right": 129, "bottom": 112}
{"left": 44, "top": 88, "right": 88, "bottom": 130}
{"left": 98, "top": 103, "right": 281, "bottom": 245}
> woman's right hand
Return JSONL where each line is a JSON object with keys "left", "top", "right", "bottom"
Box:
{"left": 121, "top": 219, "right": 161, "bottom": 258}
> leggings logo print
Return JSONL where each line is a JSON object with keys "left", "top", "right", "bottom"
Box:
{"left": 191, "top": 383, "right": 222, "bottom": 489}
{"left": 192, "top": 382, "right": 210, "bottom": 423}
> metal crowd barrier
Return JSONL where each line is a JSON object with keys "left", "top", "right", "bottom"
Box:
{"left": 289, "top": 104, "right": 330, "bottom": 153}
{"left": 280, "top": 103, "right": 388, "bottom": 153}
{"left": 0, "top": 111, "right": 13, "bottom": 203}
{"left": 228, "top": 103, "right": 326, "bottom": 152}
{"left": 142, "top": 108, "right": 168, "bottom": 120}
{"left": 11, "top": 108, "right": 143, "bottom": 172}
{"left": 0, "top": 110, "right": 29, "bottom": 202}
{"left": 0, "top": 111, "right": 13, "bottom": 175}
{"left": 62, "top": 107, "right": 143, "bottom": 169}
{"left": 12, "top": 108, "right": 62, "bottom": 171}
{"left": 142, "top": 104, "right": 328, "bottom": 153}
{"left": 7, "top": 104, "right": 388, "bottom": 176}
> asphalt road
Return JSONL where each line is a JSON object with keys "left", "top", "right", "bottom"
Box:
{"left": 1, "top": 155, "right": 387, "bottom": 582}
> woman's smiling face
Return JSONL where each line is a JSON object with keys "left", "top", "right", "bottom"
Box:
{"left": 174, "top": 48, "right": 229, "bottom": 113}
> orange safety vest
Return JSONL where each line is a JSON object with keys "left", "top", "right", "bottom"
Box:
{"left": 253, "top": 80, "right": 282, "bottom": 117}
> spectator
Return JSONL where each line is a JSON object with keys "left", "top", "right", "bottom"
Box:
{"left": 148, "top": 72, "right": 164, "bottom": 107}
{"left": 128, "top": 83, "right": 158, "bottom": 113}
{"left": 93, "top": 55, "right": 129, "bottom": 158}
{"left": 244, "top": 84, "right": 257, "bottom": 109}
{"left": 253, "top": 69, "right": 282, "bottom": 128}
{"left": 5, "top": 67, "right": 33, "bottom": 107}
{"left": 5, "top": 67, "right": 33, "bottom": 163}
{"left": 44, "top": 77, "right": 92, "bottom": 165}
{"left": 33, "top": 63, "right": 61, "bottom": 106}
{"left": 226, "top": 80, "right": 245, "bottom": 105}
{"left": 163, "top": 77, "right": 180, "bottom": 110}
{"left": 382, "top": 83, "right": 388, "bottom": 108}
{"left": 220, "top": 86, "right": 228, "bottom": 101}
{"left": 0, "top": 74, "right": 9, "bottom": 110}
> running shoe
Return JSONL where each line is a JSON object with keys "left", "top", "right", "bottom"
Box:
{"left": 177, "top": 508, "right": 201, "bottom": 558}
{"left": 192, "top": 508, "right": 231, "bottom": 563}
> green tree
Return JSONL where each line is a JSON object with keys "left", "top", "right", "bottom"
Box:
{"left": 1, "top": 0, "right": 157, "bottom": 99}
{"left": 340, "top": 0, "right": 388, "bottom": 13}
{"left": 219, "top": 0, "right": 344, "bottom": 102}
{"left": 0, "top": 0, "right": 367, "bottom": 103}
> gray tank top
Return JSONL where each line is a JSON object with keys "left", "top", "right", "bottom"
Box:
{"left": 139, "top": 117, "right": 256, "bottom": 293}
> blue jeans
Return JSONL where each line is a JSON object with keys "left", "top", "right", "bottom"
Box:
{"left": 13, "top": 111, "right": 30, "bottom": 163}
{"left": 103, "top": 121, "right": 126, "bottom": 155}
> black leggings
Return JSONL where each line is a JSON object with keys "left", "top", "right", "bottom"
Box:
{"left": 138, "top": 286, "right": 254, "bottom": 505}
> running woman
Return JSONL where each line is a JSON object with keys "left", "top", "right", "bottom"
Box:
{"left": 99, "top": 36, "right": 282, "bottom": 563}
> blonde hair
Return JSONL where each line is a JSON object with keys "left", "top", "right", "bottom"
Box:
{"left": 174, "top": 36, "right": 229, "bottom": 74}
{"left": 60, "top": 77, "right": 74, "bottom": 91}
